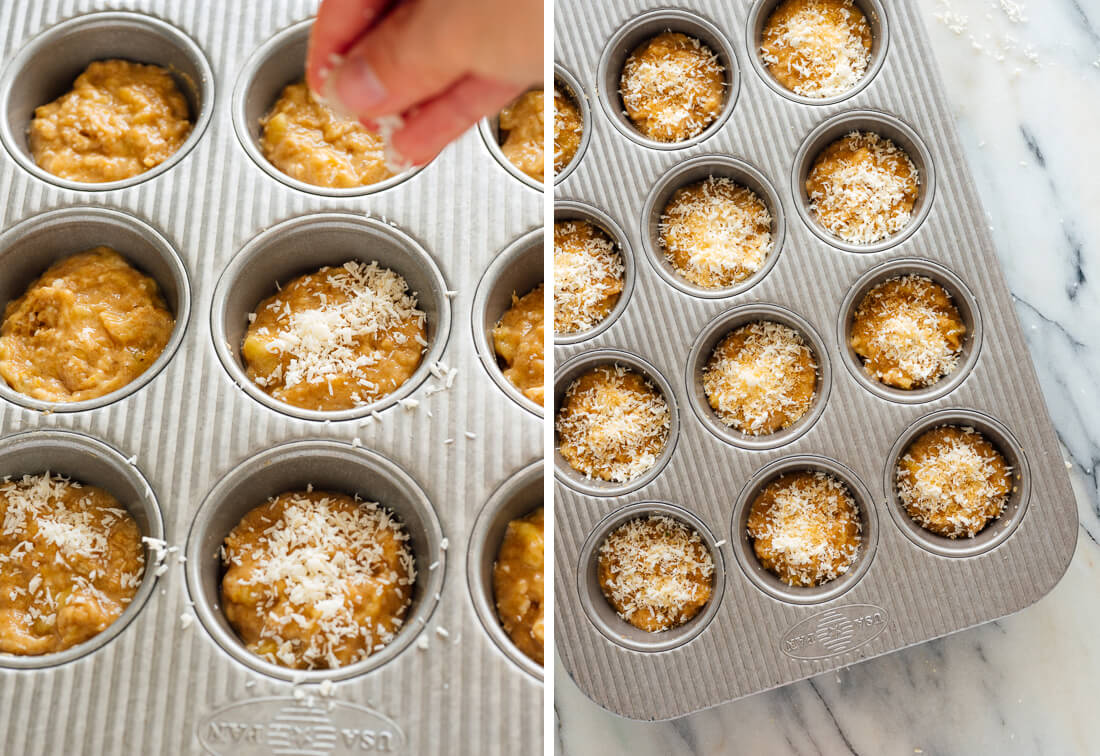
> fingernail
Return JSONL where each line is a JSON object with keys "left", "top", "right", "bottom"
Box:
{"left": 333, "top": 53, "right": 387, "bottom": 113}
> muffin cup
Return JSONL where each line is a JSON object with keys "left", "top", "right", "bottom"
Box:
{"left": 596, "top": 8, "right": 740, "bottom": 150}
{"left": 0, "top": 206, "right": 191, "bottom": 413}
{"left": 471, "top": 228, "right": 544, "bottom": 417}
{"left": 792, "top": 109, "right": 936, "bottom": 253}
{"left": 686, "top": 304, "right": 832, "bottom": 450}
{"left": 554, "top": 348, "right": 680, "bottom": 497}
{"left": 232, "top": 19, "right": 423, "bottom": 198}
{"left": 553, "top": 201, "right": 636, "bottom": 345}
{"left": 838, "top": 257, "right": 983, "bottom": 404}
{"left": 641, "top": 154, "right": 786, "bottom": 299}
{"left": 0, "top": 10, "right": 214, "bottom": 191}
{"left": 732, "top": 455, "right": 878, "bottom": 605}
{"left": 746, "top": 0, "right": 889, "bottom": 106}
{"left": 884, "top": 408, "right": 1030, "bottom": 558}
{"left": 0, "top": 430, "right": 164, "bottom": 669}
{"left": 550, "top": 63, "right": 592, "bottom": 185}
{"left": 209, "top": 212, "right": 452, "bottom": 423}
{"left": 465, "top": 460, "right": 543, "bottom": 680}
{"left": 183, "top": 439, "right": 445, "bottom": 683}
{"left": 578, "top": 501, "right": 725, "bottom": 653}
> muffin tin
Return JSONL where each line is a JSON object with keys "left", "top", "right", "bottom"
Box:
{"left": 0, "top": 2, "right": 541, "bottom": 754}
{"left": 555, "top": 0, "right": 1077, "bottom": 720}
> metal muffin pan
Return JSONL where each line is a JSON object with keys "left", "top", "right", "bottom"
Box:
{"left": 0, "top": 429, "right": 164, "bottom": 670}
{"left": 0, "top": 2, "right": 541, "bottom": 754}
{"left": 0, "top": 10, "right": 214, "bottom": 192}
{"left": 555, "top": 0, "right": 1077, "bottom": 720}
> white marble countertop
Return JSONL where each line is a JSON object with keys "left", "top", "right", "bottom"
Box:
{"left": 555, "top": 0, "right": 1100, "bottom": 752}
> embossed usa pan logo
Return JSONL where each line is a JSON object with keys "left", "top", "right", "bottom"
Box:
{"left": 781, "top": 604, "right": 889, "bottom": 660}
{"left": 198, "top": 696, "right": 406, "bottom": 754}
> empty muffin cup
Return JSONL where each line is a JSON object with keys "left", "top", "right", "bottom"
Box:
{"left": 642, "top": 155, "right": 785, "bottom": 298}
{"left": 184, "top": 439, "right": 445, "bottom": 682}
{"left": 578, "top": 501, "right": 725, "bottom": 653}
{"left": 687, "top": 304, "right": 832, "bottom": 450}
{"left": 884, "top": 408, "right": 1030, "bottom": 558}
{"left": 554, "top": 348, "right": 680, "bottom": 497}
{"left": 210, "top": 212, "right": 451, "bottom": 423}
{"left": 554, "top": 201, "right": 636, "bottom": 345}
{"left": 471, "top": 228, "right": 544, "bottom": 417}
{"left": 838, "top": 257, "right": 982, "bottom": 404}
{"left": 0, "top": 207, "right": 191, "bottom": 413}
{"left": 232, "top": 18, "right": 422, "bottom": 197}
{"left": 596, "top": 8, "right": 740, "bottom": 149}
{"left": 466, "top": 460, "right": 543, "bottom": 680}
{"left": 746, "top": 0, "right": 889, "bottom": 106}
{"left": 0, "top": 429, "right": 164, "bottom": 669}
{"left": 793, "top": 109, "right": 935, "bottom": 253}
{"left": 733, "top": 455, "right": 878, "bottom": 605}
{"left": 0, "top": 10, "right": 214, "bottom": 191}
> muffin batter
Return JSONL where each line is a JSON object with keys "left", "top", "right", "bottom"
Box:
{"left": 556, "top": 365, "right": 670, "bottom": 483}
{"left": 554, "top": 220, "right": 624, "bottom": 334}
{"left": 761, "top": 0, "right": 873, "bottom": 99}
{"left": 554, "top": 88, "right": 583, "bottom": 174}
{"left": 896, "top": 426, "right": 1012, "bottom": 538}
{"left": 659, "top": 177, "right": 773, "bottom": 288}
{"left": 0, "top": 473, "right": 144, "bottom": 656}
{"left": 220, "top": 490, "right": 415, "bottom": 670}
{"left": 0, "top": 247, "right": 175, "bottom": 404}
{"left": 747, "top": 471, "right": 861, "bottom": 587}
{"left": 492, "top": 283, "right": 545, "bottom": 406}
{"left": 806, "top": 131, "right": 919, "bottom": 244}
{"left": 499, "top": 89, "right": 545, "bottom": 182}
{"left": 597, "top": 515, "right": 714, "bottom": 633}
{"left": 242, "top": 261, "right": 426, "bottom": 412}
{"left": 620, "top": 32, "right": 725, "bottom": 142}
{"left": 703, "top": 321, "right": 817, "bottom": 435}
{"left": 493, "top": 507, "right": 544, "bottom": 665}
{"left": 260, "top": 82, "right": 393, "bottom": 189}
{"left": 29, "top": 59, "right": 192, "bottom": 183}
{"left": 850, "top": 275, "right": 966, "bottom": 389}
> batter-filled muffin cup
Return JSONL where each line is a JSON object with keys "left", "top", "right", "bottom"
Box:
{"left": 492, "top": 284, "right": 545, "bottom": 407}
{"left": 554, "top": 350, "right": 680, "bottom": 496}
{"left": 554, "top": 218, "right": 626, "bottom": 337}
{"left": 760, "top": 0, "right": 873, "bottom": 99}
{"left": 733, "top": 456, "right": 876, "bottom": 603}
{"left": 494, "top": 84, "right": 583, "bottom": 184}
{"left": 0, "top": 11, "right": 214, "bottom": 190}
{"left": 492, "top": 507, "right": 544, "bottom": 665}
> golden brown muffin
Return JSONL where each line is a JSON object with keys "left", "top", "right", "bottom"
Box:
{"left": 896, "top": 426, "right": 1012, "bottom": 538}
{"left": 0, "top": 473, "right": 144, "bottom": 655}
{"left": 29, "top": 59, "right": 192, "bottom": 183}
{"left": 493, "top": 507, "right": 544, "bottom": 664}
{"left": 598, "top": 515, "right": 714, "bottom": 632}
{"left": 747, "top": 471, "right": 862, "bottom": 587}
{"left": 0, "top": 247, "right": 174, "bottom": 403}
{"left": 221, "top": 490, "right": 415, "bottom": 669}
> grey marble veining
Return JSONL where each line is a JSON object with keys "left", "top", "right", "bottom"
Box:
{"left": 555, "top": 0, "right": 1100, "bottom": 752}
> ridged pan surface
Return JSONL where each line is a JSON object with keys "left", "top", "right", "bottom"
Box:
{"left": 0, "top": 1, "right": 542, "bottom": 753}
{"left": 554, "top": 0, "right": 1077, "bottom": 720}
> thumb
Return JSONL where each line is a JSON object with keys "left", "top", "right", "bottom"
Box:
{"left": 325, "top": 2, "right": 463, "bottom": 123}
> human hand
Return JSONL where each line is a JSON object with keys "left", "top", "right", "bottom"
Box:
{"left": 307, "top": 0, "right": 543, "bottom": 167}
